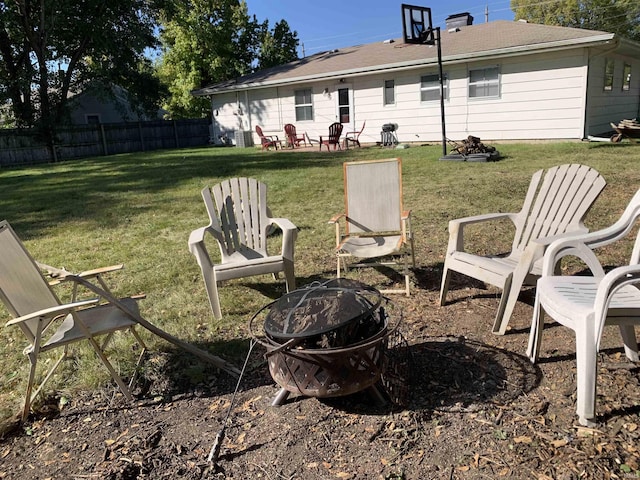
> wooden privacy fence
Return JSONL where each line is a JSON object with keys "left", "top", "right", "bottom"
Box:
{"left": 0, "top": 118, "right": 210, "bottom": 167}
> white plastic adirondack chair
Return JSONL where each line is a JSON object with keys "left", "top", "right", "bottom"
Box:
{"left": 439, "top": 164, "right": 606, "bottom": 335}
{"left": 189, "top": 178, "right": 297, "bottom": 319}
{"left": 329, "top": 158, "right": 415, "bottom": 295}
{"left": 0, "top": 220, "right": 239, "bottom": 421}
{"left": 526, "top": 188, "right": 640, "bottom": 426}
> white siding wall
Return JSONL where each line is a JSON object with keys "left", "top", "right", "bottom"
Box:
{"left": 586, "top": 54, "right": 640, "bottom": 136}
{"left": 209, "top": 46, "right": 639, "bottom": 145}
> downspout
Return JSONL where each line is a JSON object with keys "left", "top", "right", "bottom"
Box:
{"left": 210, "top": 95, "right": 217, "bottom": 144}
{"left": 277, "top": 86, "right": 283, "bottom": 130}
{"left": 583, "top": 49, "right": 591, "bottom": 140}
{"left": 245, "top": 90, "right": 252, "bottom": 133}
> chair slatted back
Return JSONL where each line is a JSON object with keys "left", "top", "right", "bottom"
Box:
{"left": 255, "top": 126, "right": 271, "bottom": 147}
{"left": 204, "top": 178, "right": 269, "bottom": 258}
{"left": 344, "top": 158, "right": 403, "bottom": 234}
{"left": 0, "top": 221, "right": 61, "bottom": 343}
{"left": 329, "top": 122, "right": 343, "bottom": 143}
{"left": 513, "top": 164, "right": 606, "bottom": 254}
{"left": 284, "top": 124, "right": 297, "bottom": 144}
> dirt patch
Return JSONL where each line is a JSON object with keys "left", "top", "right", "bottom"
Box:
{"left": 2, "top": 275, "right": 640, "bottom": 479}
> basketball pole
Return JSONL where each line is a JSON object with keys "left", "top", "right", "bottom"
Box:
{"left": 434, "top": 26, "right": 446, "bottom": 157}
{"left": 401, "top": 4, "right": 447, "bottom": 157}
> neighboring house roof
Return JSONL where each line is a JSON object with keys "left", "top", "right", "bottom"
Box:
{"left": 193, "top": 20, "right": 625, "bottom": 96}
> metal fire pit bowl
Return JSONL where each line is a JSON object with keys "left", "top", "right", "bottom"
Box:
{"left": 249, "top": 279, "right": 402, "bottom": 406}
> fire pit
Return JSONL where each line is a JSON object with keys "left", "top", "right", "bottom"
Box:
{"left": 249, "top": 279, "right": 402, "bottom": 406}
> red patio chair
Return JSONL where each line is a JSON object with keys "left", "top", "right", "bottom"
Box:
{"left": 284, "top": 124, "right": 307, "bottom": 148}
{"left": 256, "top": 125, "right": 282, "bottom": 151}
{"left": 319, "top": 122, "right": 343, "bottom": 151}
{"left": 344, "top": 121, "right": 366, "bottom": 149}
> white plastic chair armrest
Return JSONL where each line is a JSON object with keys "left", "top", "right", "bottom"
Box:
{"left": 270, "top": 218, "right": 297, "bottom": 260}
{"left": 593, "top": 264, "right": 640, "bottom": 349}
{"left": 188, "top": 226, "right": 217, "bottom": 269}
{"left": 270, "top": 217, "right": 297, "bottom": 233}
{"left": 5, "top": 298, "right": 101, "bottom": 327}
{"left": 539, "top": 237, "right": 606, "bottom": 277}
{"left": 447, "top": 212, "right": 517, "bottom": 254}
{"left": 449, "top": 211, "right": 517, "bottom": 228}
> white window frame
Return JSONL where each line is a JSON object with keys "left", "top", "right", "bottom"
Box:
{"left": 294, "top": 88, "right": 313, "bottom": 122}
{"left": 420, "top": 73, "right": 448, "bottom": 102}
{"left": 468, "top": 66, "right": 500, "bottom": 99}
{"left": 383, "top": 79, "right": 395, "bottom": 106}
{"left": 623, "top": 63, "right": 632, "bottom": 92}
{"left": 604, "top": 58, "right": 615, "bottom": 92}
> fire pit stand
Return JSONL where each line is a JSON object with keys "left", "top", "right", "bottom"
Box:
{"left": 249, "top": 279, "right": 403, "bottom": 406}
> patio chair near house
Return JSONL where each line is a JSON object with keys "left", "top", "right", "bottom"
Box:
{"left": 527, "top": 187, "right": 640, "bottom": 425}
{"left": 329, "top": 158, "right": 414, "bottom": 295}
{"left": 319, "top": 122, "right": 343, "bottom": 151}
{"left": 284, "top": 124, "right": 307, "bottom": 148}
{"left": 0, "top": 220, "right": 239, "bottom": 421}
{"left": 439, "top": 164, "right": 606, "bottom": 335}
{"left": 189, "top": 178, "right": 297, "bottom": 320}
{"left": 256, "top": 125, "right": 282, "bottom": 150}
{"left": 344, "top": 121, "right": 366, "bottom": 149}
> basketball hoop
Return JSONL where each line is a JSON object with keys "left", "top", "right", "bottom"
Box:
{"left": 401, "top": 4, "right": 446, "bottom": 156}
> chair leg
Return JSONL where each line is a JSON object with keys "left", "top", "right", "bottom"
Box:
{"left": 403, "top": 253, "right": 410, "bottom": 296}
{"left": 439, "top": 265, "right": 452, "bottom": 306}
{"left": 575, "top": 325, "right": 598, "bottom": 426}
{"left": 23, "top": 348, "right": 69, "bottom": 421}
{"left": 491, "top": 274, "right": 515, "bottom": 335}
{"left": 86, "top": 335, "right": 134, "bottom": 402}
{"left": 619, "top": 325, "right": 640, "bottom": 362}
{"left": 201, "top": 270, "right": 223, "bottom": 320}
{"left": 283, "top": 261, "right": 296, "bottom": 292}
{"left": 526, "top": 294, "right": 544, "bottom": 362}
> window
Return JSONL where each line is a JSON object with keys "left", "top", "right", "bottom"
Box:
{"left": 294, "top": 88, "right": 313, "bottom": 121}
{"left": 86, "top": 114, "right": 101, "bottom": 125}
{"left": 604, "top": 58, "right": 615, "bottom": 91}
{"left": 384, "top": 79, "right": 395, "bottom": 105}
{"left": 623, "top": 63, "right": 632, "bottom": 91}
{"left": 469, "top": 66, "right": 500, "bottom": 98}
{"left": 420, "top": 73, "right": 447, "bottom": 102}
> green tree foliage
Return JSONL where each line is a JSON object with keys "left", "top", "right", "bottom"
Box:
{"left": 156, "top": 0, "right": 299, "bottom": 119}
{"left": 0, "top": 0, "right": 164, "bottom": 137}
{"left": 511, "top": 0, "right": 640, "bottom": 42}
{"left": 258, "top": 20, "right": 299, "bottom": 70}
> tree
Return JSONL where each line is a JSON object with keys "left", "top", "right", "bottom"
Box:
{"left": 257, "top": 20, "right": 299, "bottom": 70}
{"left": 511, "top": 0, "right": 640, "bottom": 42}
{"left": 156, "top": 0, "right": 299, "bottom": 119}
{"left": 0, "top": 0, "right": 163, "bottom": 154}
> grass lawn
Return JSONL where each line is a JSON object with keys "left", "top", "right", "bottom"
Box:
{"left": 1, "top": 140, "right": 640, "bottom": 428}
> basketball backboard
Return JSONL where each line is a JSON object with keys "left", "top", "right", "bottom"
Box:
{"left": 401, "top": 4, "right": 435, "bottom": 45}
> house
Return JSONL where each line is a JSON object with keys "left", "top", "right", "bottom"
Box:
{"left": 192, "top": 14, "right": 640, "bottom": 146}
{"left": 67, "top": 84, "right": 165, "bottom": 125}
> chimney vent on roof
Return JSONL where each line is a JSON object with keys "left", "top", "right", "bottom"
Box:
{"left": 445, "top": 12, "right": 473, "bottom": 30}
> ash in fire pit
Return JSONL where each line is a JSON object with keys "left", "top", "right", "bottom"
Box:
{"left": 250, "top": 279, "right": 406, "bottom": 406}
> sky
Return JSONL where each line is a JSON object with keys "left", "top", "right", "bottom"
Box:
{"left": 245, "top": 0, "right": 516, "bottom": 57}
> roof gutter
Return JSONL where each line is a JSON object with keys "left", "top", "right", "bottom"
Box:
{"left": 192, "top": 34, "right": 616, "bottom": 96}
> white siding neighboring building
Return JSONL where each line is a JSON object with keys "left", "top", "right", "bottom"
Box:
{"left": 193, "top": 19, "right": 640, "bottom": 146}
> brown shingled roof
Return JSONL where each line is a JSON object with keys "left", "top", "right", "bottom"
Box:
{"left": 193, "top": 20, "right": 614, "bottom": 96}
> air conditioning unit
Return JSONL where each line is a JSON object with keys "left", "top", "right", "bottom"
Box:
{"left": 235, "top": 130, "right": 254, "bottom": 148}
